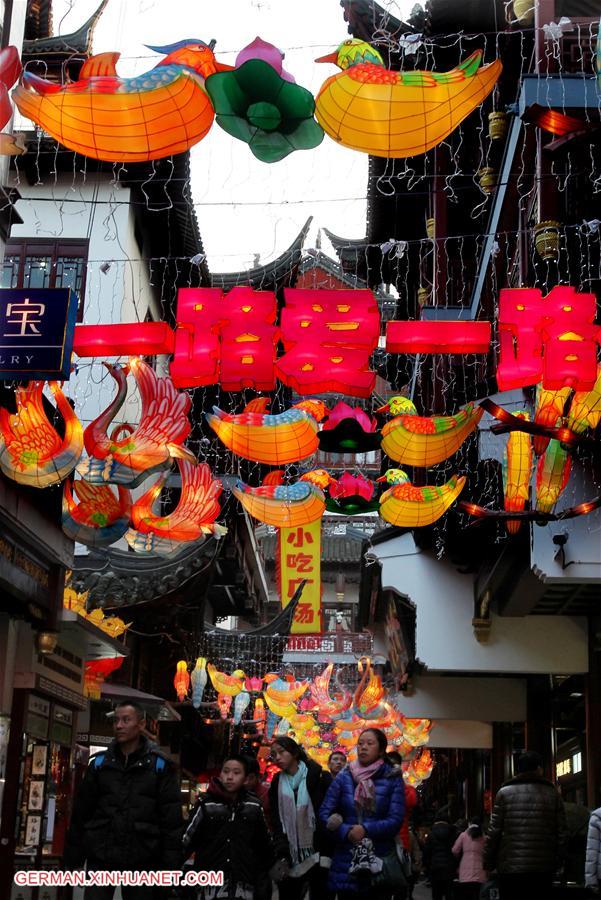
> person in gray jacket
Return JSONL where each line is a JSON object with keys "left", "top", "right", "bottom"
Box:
{"left": 585, "top": 806, "right": 601, "bottom": 892}
{"left": 483, "top": 750, "right": 567, "bottom": 900}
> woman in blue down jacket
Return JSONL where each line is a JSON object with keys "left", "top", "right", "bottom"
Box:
{"left": 319, "top": 727, "right": 406, "bottom": 899}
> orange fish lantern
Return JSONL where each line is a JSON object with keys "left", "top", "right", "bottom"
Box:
{"left": 126, "top": 460, "right": 226, "bottom": 555}
{"left": 13, "top": 41, "right": 231, "bottom": 163}
{"left": 206, "top": 398, "right": 328, "bottom": 466}
{"left": 404, "top": 748, "right": 434, "bottom": 787}
{"left": 315, "top": 40, "right": 501, "bottom": 158}
{"left": 502, "top": 414, "right": 533, "bottom": 535}
{"left": 377, "top": 469, "right": 466, "bottom": 528}
{"left": 0, "top": 381, "right": 83, "bottom": 488}
{"left": 378, "top": 397, "right": 483, "bottom": 468}
{"left": 62, "top": 480, "right": 131, "bottom": 547}
{"left": 233, "top": 469, "right": 334, "bottom": 528}
{"left": 78, "top": 358, "right": 195, "bottom": 487}
{"left": 173, "top": 660, "right": 190, "bottom": 702}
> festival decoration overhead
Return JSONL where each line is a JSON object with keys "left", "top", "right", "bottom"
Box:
{"left": 205, "top": 37, "right": 323, "bottom": 163}
{"left": 0, "top": 381, "right": 84, "bottom": 488}
{"left": 533, "top": 383, "right": 572, "bottom": 456}
{"left": 191, "top": 657, "right": 208, "bottom": 709}
{"left": 79, "top": 358, "right": 194, "bottom": 487}
{"left": 326, "top": 472, "right": 380, "bottom": 515}
{"left": 62, "top": 480, "right": 132, "bottom": 547}
{"left": 502, "top": 414, "right": 533, "bottom": 535}
{"left": 535, "top": 440, "right": 572, "bottom": 516}
{"left": 206, "top": 399, "right": 327, "bottom": 466}
{"left": 126, "top": 460, "right": 226, "bottom": 555}
{"left": 377, "top": 469, "right": 466, "bottom": 527}
{"left": 378, "top": 397, "right": 483, "bottom": 468}
{"left": 174, "top": 659, "right": 191, "bottom": 702}
{"left": 0, "top": 45, "right": 21, "bottom": 136}
{"left": 233, "top": 469, "right": 334, "bottom": 528}
{"left": 84, "top": 657, "right": 124, "bottom": 700}
{"left": 13, "top": 41, "right": 230, "bottom": 163}
{"left": 318, "top": 401, "right": 381, "bottom": 453}
{"left": 314, "top": 40, "right": 501, "bottom": 158}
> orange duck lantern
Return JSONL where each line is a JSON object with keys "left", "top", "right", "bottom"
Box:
{"left": 315, "top": 40, "right": 501, "bottom": 158}
{"left": 13, "top": 40, "right": 230, "bottom": 163}
{"left": 233, "top": 468, "right": 334, "bottom": 528}
{"left": 206, "top": 398, "right": 328, "bottom": 466}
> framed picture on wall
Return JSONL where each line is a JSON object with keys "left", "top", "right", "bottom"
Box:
{"left": 31, "top": 744, "right": 48, "bottom": 776}
{"left": 27, "top": 780, "right": 44, "bottom": 811}
{"left": 25, "top": 814, "right": 42, "bottom": 846}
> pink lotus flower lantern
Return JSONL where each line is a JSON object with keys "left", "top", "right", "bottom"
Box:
{"left": 322, "top": 401, "right": 377, "bottom": 434}
{"left": 235, "top": 37, "right": 296, "bottom": 82}
{"left": 330, "top": 472, "right": 375, "bottom": 501}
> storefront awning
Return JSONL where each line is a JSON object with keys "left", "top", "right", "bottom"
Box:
{"left": 100, "top": 683, "right": 181, "bottom": 722}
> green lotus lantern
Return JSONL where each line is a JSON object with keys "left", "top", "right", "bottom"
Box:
{"left": 205, "top": 37, "right": 324, "bottom": 163}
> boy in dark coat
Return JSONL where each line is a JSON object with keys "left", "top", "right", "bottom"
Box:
{"left": 183, "top": 755, "right": 275, "bottom": 899}
{"left": 63, "top": 701, "right": 183, "bottom": 899}
{"left": 423, "top": 816, "right": 457, "bottom": 900}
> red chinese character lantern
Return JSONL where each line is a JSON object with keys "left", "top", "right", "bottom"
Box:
{"left": 277, "top": 288, "right": 380, "bottom": 397}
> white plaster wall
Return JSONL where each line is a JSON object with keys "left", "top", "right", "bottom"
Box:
{"left": 369, "top": 534, "right": 588, "bottom": 674}
{"left": 392, "top": 675, "right": 527, "bottom": 721}
{"left": 427, "top": 720, "right": 493, "bottom": 749}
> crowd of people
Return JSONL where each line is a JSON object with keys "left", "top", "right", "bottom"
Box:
{"left": 60, "top": 701, "right": 601, "bottom": 900}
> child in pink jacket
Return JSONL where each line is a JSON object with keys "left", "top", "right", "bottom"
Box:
{"left": 452, "top": 818, "right": 487, "bottom": 899}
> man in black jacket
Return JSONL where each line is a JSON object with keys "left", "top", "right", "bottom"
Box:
{"left": 483, "top": 750, "right": 567, "bottom": 900}
{"left": 63, "top": 701, "right": 183, "bottom": 898}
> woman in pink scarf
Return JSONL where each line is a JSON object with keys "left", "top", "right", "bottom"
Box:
{"left": 320, "top": 728, "right": 406, "bottom": 899}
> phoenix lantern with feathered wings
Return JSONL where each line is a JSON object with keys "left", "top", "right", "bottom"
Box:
{"left": 78, "top": 358, "right": 194, "bottom": 487}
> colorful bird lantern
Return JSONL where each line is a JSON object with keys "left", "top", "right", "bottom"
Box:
{"left": 13, "top": 41, "right": 230, "bottom": 163}
{"left": 315, "top": 41, "right": 501, "bottom": 158}
{"left": 535, "top": 440, "right": 572, "bottom": 515}
{"left": 233, "top": 690, "right": 252, "bottom": 725}
{"left": 502, "top": 414, "right": 533, "bottom": 535}
{"left": 0, "top": 381, "right": 84, "bottom": 488}
{"left": 378, "top": 397, "right": 483, "bottom": 468}
{"left": 207, "top": 665, "right": 245, "bottom": 703}
{"left": 191, "top": 657, "right": 208, "bottom": 709}
{"left": 533, "top": 383, "right": 572, "bottom": 456}
{"left": 206, "top": 399, "right": 327, "bottom": 466}
{"left": 277, "top": 289, "right": 380, "bottom": 397}
{"left": 567, "top": 366, "right": 601, "bottom": 436}
{"left": 62, "top": 480, "right": 132, "bottom": 547}
{"left": 173, "top": 660, "right": 190, "bottom": 702}
{"left": 126, "top": 460, "right": 226, "bottom": 555}
{"left": 218, "top": 694, "right": 233, "bottom": 720}
{"left": 205, "top": 38, "right": 323, "bottom": 163}
{"left": 233, "top": 469, "right": 334, "bottom": 528}
{"left": 377, "top": 469, "right": 466, "bottom": 528}
{"left": 253, "top": 697, "right": 266, "bottom": 734}
{"left": 318, "top": 401, "right": 381, "bottom": 453}
{"left": 79, "top": 358, "right": 194, "bottom": 487}
{"left": 326, "top": 472, "right": 380, "bottom": 515}
{"left": 84, "top": 656, "right": 124, "bottom": 700}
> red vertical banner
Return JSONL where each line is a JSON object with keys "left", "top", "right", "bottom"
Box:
{"left": 279, "top": 519, "right": 322, "bottom": 634}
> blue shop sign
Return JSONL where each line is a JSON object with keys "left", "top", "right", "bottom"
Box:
{"left": 0, "top": 288, "right": 78, "bottom": 379}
